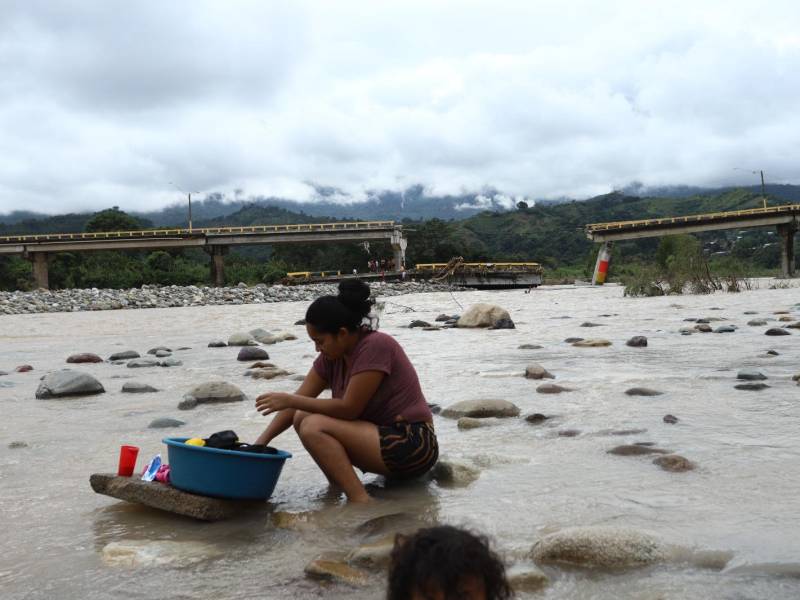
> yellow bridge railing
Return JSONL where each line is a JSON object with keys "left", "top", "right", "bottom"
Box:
{"left": 0, "top": 221, "right": 398, "bottom": 244}
{"left": 586, "top": 204, "right": 800, "bottom": 233}
{"left": 415, "top": 262, "right": 541, "bottom": 270}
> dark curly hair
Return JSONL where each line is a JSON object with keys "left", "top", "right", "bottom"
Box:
{"left": 305, "top": 279, "right": 373, "bottom": 334}
{"left": 387, "top": 526, "right": 512, "bottom": 600}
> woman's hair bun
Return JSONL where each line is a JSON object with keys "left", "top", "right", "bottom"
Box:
{"left": 337, "top": 279, "right": 372, "bottom": 317}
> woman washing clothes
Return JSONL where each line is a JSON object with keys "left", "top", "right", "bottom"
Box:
{"left": 254, "top": 280, "right": 438, "bottom": 503}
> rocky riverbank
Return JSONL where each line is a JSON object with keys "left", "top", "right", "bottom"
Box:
{"left": 0, "top": 281, "right": 470, "bottom": 315}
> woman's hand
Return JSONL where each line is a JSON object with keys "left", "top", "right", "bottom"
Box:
{"left": 255, "top": 392, "right": 294, "bottom": 416}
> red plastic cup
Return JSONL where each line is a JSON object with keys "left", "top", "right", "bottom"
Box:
{"left": 117, "top": 445, "right": 140, "bottom": 477}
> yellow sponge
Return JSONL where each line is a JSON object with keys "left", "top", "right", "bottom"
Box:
{"left": 185, "top": 437, "right": 206, "bottom": 446}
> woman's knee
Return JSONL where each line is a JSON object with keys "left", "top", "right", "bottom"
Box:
{"left": 297, "top": 413, "right": 327, "bottom": 439}
{"left": 293, "top": 410, "right": 312, "bottom": 431}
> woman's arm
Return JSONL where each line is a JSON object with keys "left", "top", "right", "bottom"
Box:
{"left": 255, "top": 370, "right": 385, "bottom": 421}
{"left": 254, "top": 368, "right": 327, "bottom": 444}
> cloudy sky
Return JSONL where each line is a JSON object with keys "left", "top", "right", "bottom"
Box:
{"left": 1, "top": 0, "right": 799, "bottom": 214}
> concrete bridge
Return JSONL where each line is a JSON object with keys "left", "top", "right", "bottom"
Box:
{"left": 0, "top": 221, "right": 407, "bottom": 289}
{"left": 585, "top": 204, "right": 800, "bottom": 283}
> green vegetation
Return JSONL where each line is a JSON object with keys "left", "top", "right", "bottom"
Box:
{"left": 0, "top": 188, "right": 795, "bottom": 291}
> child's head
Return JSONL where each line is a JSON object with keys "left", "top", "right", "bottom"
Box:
{"left": 387, "top": 526, "right": 512, "bottom": 600}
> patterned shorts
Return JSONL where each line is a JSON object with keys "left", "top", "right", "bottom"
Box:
{"left": 378, "top": 420, "right": 439, "bottom": 479}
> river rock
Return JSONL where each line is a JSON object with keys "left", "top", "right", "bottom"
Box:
{"left": 558, "top": 429, "right": 581, "bottom": 437}
{"left": 441, "top": 399, "right": 520, "bottom": 419}
{"left": 147, "top": 346, "right": 172, "bottom": 355}
{"left": 564, "top": 337, "right": 584, "bottom": 343}
{"left": 237, "top": 347, "right": 269, "bottom": 361}
{"left": 765, "top": 328, "right": 790, "bottom": 336}
{"left": 608, "top": 445, "right": 670, "bottom": 456}
{"left": 531, "top": 526, "right": 666, "bottom": 568}
{"left": 694, "top": 324, "right": 712, "bottom": 333}
{"left": 294, "top": 319, "right": 306, "bottom": 326}
{"left": 663, "top": 414, "right": 679, "bottom": 424}
{"left": 90, "top": 473, "right": 242, "bottom": 521}
{"left": 537, "top": 383, "right": 572, "bottom": 394}
{"left": 179, "top": 381, "right": 245, "bottom": 410}
{"left": 346, "top": 535, "right": 395, "bottom": 569}
{"left": 778, "top": 315, "right": 794, "bottom": 322}
{"left": 653, "top": 454, "right": 695, "bottom": 472}
{"left": 148, "top": 417, "right": 186, "bottom": 429}
{"left": 714, "top": 325, "right": 736, "bottom": 333}
{"left": 580, "top": 322, "right": 603, "bottom": 327}
{"left": 734, "top": 382, "right": 770, "bottom": 391}
{"left": 525, "top": 413, "right": 550, "bottom": 424}
{"left": 109, "top": 350, "right": 140, "bottom": 361}
{"left": 507, "top": 565, "right": 550, "bottom": 592}
{"left": 624, "top": 387, "right": 663, "bottom": 397}
{"left": 456, "top": 303, "right": 512, "bottom": 328}
{"left": 786, "top": 321, "right": 800, "bottom": 329}
{"left": 793, "top": 373, "right": 800, "bottom": 382}
{"left": 747, "top": 319, "right": 768, "bottom": 326}
{"left": 127, "top": 358, "right": 159, "bottom": 368}
{"left": 428, "top": 403, "right": 441, "bottom": 414}
{"left": 227, "top": 332, "right": 256, "bottom": 346}
{"left": 121, "top": 382, "right": 158, "bottom": 393}
{"left": 0, "top": 370, "right": 7, "bottom": 376}
{"left": 525, "top": 363, "right": 554, "bottom": 380}
{"left": 489, "top": 317, "right": 516, "bottom": 329}
{"left": 409, "top": 320, "right": 431, "bottom": 328}
{"left": 159, "top": 358, "right": 183, "bottom": 367}
{"left": 8, "top": 441, "right": 28, "bottom": 448}
{"left": 572, "top": 339, "right": 612, "bottom": 347}
{"left": 36, "top": 370, "right": 105, "bottom": 399}
{"left": 304, "top": 556, "right": 368, "bottom": 586}
{"left": 207, "top": 340, "right": 227, "bottom": 348}
{"left": 737, "top": 370, "right": 767, "bottom": 381}
{"left": 626, "top": 336, "right": 648, "bottom": 347}
{"left": 457, "top": 417, "right": 499, "bottom": 430}
{"left": 16, "top": 365, "right": 33, "bottom": 372}
{"left": 435, "top": 314, "right": 454, "bottom": 322}
{"left": 154, "top": 350, "right": 172, "bottom": 358}
{"left": 66, "top": 353, "right": 103, "bottom": 364}
{"left": 247, "top": 368, "right": 290, "bottom": 380}
{"left": 518, "top": 344, "right": 543, "bottom": 350}
{"left": 430, "top": 458, "right": 480, "bottom": 487}
{"left": 102, "top": 540, "right": 223, "bottom": 568}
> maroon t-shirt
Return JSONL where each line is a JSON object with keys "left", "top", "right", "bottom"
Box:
{"left": 312, "top": 331, "right": 432, "bottom": 426}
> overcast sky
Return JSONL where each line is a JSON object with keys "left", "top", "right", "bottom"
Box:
{"left": 2, "top": 0, "right": 799, "bottom": 215}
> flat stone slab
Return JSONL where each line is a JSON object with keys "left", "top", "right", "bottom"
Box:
{"left": 90, "top": 473, "right": 248, "bottom": 521}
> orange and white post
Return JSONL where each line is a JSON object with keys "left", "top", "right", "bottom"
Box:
{"left": 592, "top": 242, "right": 611, "bottom": 285}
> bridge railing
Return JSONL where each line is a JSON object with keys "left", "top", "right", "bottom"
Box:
{"left": 0, "top": 220, "right": 398, "bottom": 244}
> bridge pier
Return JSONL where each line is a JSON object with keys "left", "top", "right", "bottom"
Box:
{"left": 206, "top": 246, "right": 229, "bottom": 287}
{"left": 29, "top": 253, "right": 51, "bottom": 289}
{"left": 591, "top": 243, "right": 611, "bottom": 285}
{"left": 391, "top": 231, "right": 407, "bottom": 270}
{"left": 777, "top": 223, "right": 797, "bottom": 278}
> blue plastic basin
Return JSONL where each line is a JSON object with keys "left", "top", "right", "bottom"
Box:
{"left": 163, "top": 437, "right": 292, "bottom": 500}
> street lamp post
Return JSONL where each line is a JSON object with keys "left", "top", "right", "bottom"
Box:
{"left": 168, "top": 182, "right": 199, "bottom": 232}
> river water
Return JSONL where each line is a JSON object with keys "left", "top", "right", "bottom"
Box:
{"left": 1, "top": 282, "right": 799, "bottom": 599}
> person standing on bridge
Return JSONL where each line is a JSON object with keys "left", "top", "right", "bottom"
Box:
{"left": 253, "top": 279, "right": 438, "bottom": 503}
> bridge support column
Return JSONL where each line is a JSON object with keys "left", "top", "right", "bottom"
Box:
{"left": 29, "top": 253, "right": 51, "bottom": 289}
{"left": 206, "top": 246, "right": 229, "bottom": 287}
{"left": 391, "top": 232, "right": 407, "bottom": 270}
{"left": 777, "top": 223, "right": 797, "bottom": 278}
{"left": 591, "top": 242, "right": 611, "bottom": 285}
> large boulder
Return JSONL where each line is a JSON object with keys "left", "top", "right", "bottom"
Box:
{"left": 441, "top": 399, "right": 520, "bottom": 419}
{"left": 66, "top": 353, "right": 103, "bottom": 364}
{"left": 456, "top": 304, "right": 512, "bottom": 328}
{"left": 525, "top": 363, "right": 554, "bottom": 380}
{"left": 179, "top": 381, "right": 246, "bottom": 410}
{"left": 531, "top": 526, "right": 666, "bottom": 569}
{"left": 36, "top": 370, "right": 105, "bottom": 399}
{"left": 737, "top": 370, "right": 767, "bottom": 381}
{"left": 626, "top": 336, "right": 648, "bottom": 347}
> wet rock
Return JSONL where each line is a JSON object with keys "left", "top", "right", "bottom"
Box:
{"left": 227, "top": 332, "right": 256, "bottom": 346}
{"left": 606, "top": 428, "right": 648, "bottom": 436}
{"left": 734, "top": 382, "right": 770, "bottom": 391}
{"left": 435, "top": 314, "right": 454, "bottom": 322}
{"left": 518, "top": 344, "right": 543, "bottom": 350}
{"left": 207, "top": 340, "right": 227, "bottom": 348}
{"left": 564, "top": 337, "right": 584, "bottom": 343}
{"left": 457, "top": 417, "right": 499, "bottom": 430}
{"left": 346, "top": 535, "right": 395, "bottom": 569}
{"left": 653, "top": 454, "right": 695, "bottom": 472}
{"left": 430, "top": 458, "right": 480, "bottom": 487}
{"left": 737, "top": 370, "right": 767, "bottom": 381}
{"left": 507, "top": 565, "right": 549, "bottom": 592}
{"left": 422, "top": 326, "right": 441, "bottom": 331}
{"left": 36, "top": 369, "right": 105, "bottom": 399}
{"left": 121, "top": 382, "right": 158, "bottom": 393}
{"left": 694, "top": 324, "right": 712, "bottom": 333}
{"left": 159, "top": 358, "right": 183, "bottom": 367}
{"left": 249, "top": 361, "right": 276, "bottom": 369}
{"left": 456, "top": 303, "right": 512, "bottom": 328}
{"left": 786, "top": 322, "right": 800, "bottom": 329}
{"left": 275, "top": 332, "right": 297, "bottom": 341}
{"left": 127, "top": 358, "right": 159, "bottom": 368}
{"left": 714, "top": 325, "right": 736, "bottom": 333}
{"left": 408, "top": 320, "right": 431, "bottom": 328}
{"left": 176, "top": 347, "right": 191, "bottom": 351}
{"left": 247, "top": 368, "right": 290, "bottom": 380}
{"left": 249, "top": 328, "right": 276, "bottom": 344}
{"left": 90, "top": 473, "right": 243, "bottom": 521}
{"left": 294, "top": 319, "right": 306, "bottom": 326}
{"left": 793, "top": 373, "right": 800, "bottom": 382}
{"left": 765, "top": 328, "right": 790, "bottom": 336}
{"left": 558, "top": 429, "right": 581, "bottom": 437}
{"left": 524, "top": 363, "right": 554, "bottom": 380}
{"left": 747, "top": 319, "right": 768, "bottom": 326}
{"left": 608, "top": 445, "right": 670, "bottom": 456}
{"left": 147, "top": 346, "right": 172, "bottom": 355}
{"left": 154, "top": 350, "right": 172, "bottom": 358}
{"left": 237, "top": 347, "right": 269, "bottom": 361}
{"left": 428, "top": 403, "right": 441, "bottom": 415}
{"left": 489, "top": 317, "right": 516, "bottom": 330}
{"left": 102, "top": 540, "right": 223, "bottom": 568}
{"left": 679, "top": 328, "right": 693, "bottom": 335}
{"left": 778, "top": 316, "right": 794, "bottom": 322}
{"left": 179, "top": 381, "right": 245, "bottom": 410}
{"left": 304, "top": 556, "right": 368, "bottom": 586}
{"left": 525, "top": 413, "right": 550, "bottom": 424}
{"left": 441, "top": 398, "right": 520, "bottom": 419}
{"left": 66, "top": 353, "right": 103, "bottom": 364}
{"left": 743, "top": 311, "right": 758, "bottom": 315}
{"left": 536, "top": 383, "right": 572, "bottom": 394}
{"left": 572, "top": 339, "right": 612, "bottom": 347}
{"left": 272, "top": 511, "right": 316, "bottom": 531}
{"left": 0, "top": 370, "right": 7, "bottom": 376}
{"left": 580, "top": 322, "right": 604, "bottom": 327}
{"left": 766, "top": 350, "right": 780, "bottom": 356}
{"left": 8, "top": 441, "right": 28, "bottom": 449}
{"left": 108, "top": 350, "right": 140, "bottom": 361}
{"left": 148, "top": 417, "right": 186, "bottom": 429}
{"left": 624, "top": 387, "right": 663, "bottom": 397}
{"left": 626, "top": 336, "right": 648, "bottom": 347}
{"left": 531, "top": 526, "right": 666, "bottom": 569}
{"left": 15, "top": 365, "right": 33, "bottom": 372}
